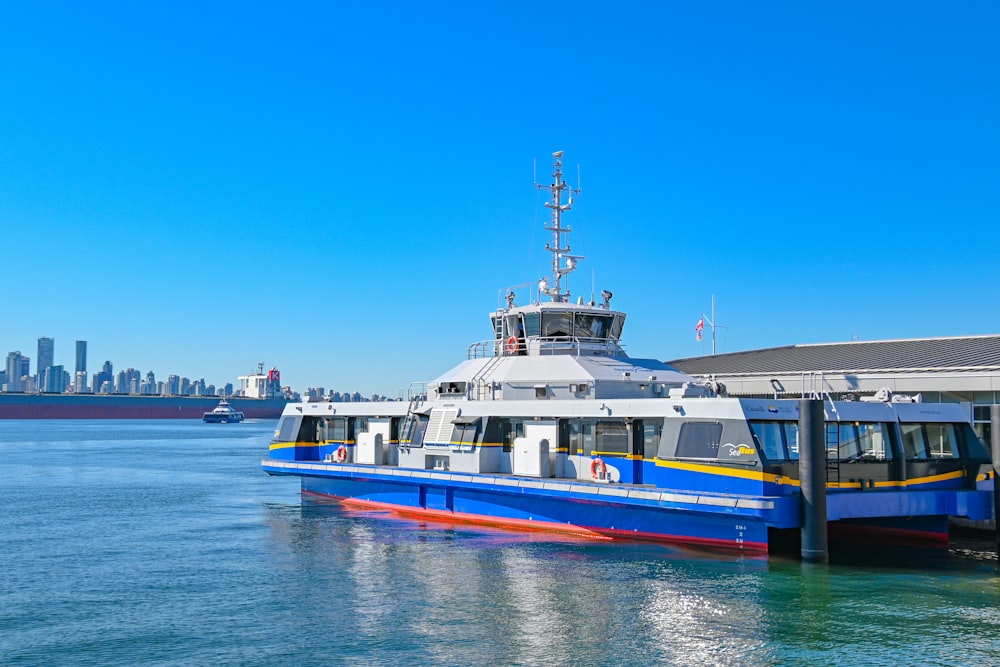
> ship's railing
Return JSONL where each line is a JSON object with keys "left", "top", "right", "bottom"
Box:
{"left": 467, "top": 340, "right": 500, "bottom": 359}
{"left": 406, "top": 382, "right": 429, "bottom": 402}
{"left": 467, "top": 336, "right": 624, "bottom": 359}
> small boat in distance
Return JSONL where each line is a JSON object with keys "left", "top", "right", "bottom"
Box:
{"left": 203, "top": 399, "right": 245, "bottom": 424}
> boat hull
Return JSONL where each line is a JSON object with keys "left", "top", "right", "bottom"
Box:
{"left": 264, "top": 458, "right": 802, "bottom": 554}
{"left": 263, "top": 458, "right": 992, "bottom": 556}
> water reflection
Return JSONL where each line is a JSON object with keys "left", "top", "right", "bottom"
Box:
{"left": 260, "top": 497, "right": 1000, "bottom": 666}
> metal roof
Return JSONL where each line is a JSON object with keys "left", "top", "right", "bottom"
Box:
{"left": 667, "top": 335, "right": 1000, "bottom": 377}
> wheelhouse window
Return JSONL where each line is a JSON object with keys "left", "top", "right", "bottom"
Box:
{"left": 901, "top": 422, "right": 960, "bottom": 460}
{"left": 277, "top": 417, "right": 297, "bottom": 442}
{"left": 749, "top": 420, "right": 800, "bottom": 463}
{"left": 574, "top": 314, "right": 613, "bottom": 340}
{"left": 676, "top": 422, "right": 723, "bottom": 459}
{"left": 610, "top": 315, "right": 625, "bottom": 340}
{"left": 823, "top": 422, "right": 894, "bottom": 461}
{"left": 541, "top": 312, "right": 574, "bottom": 338}
{"left": 521, "top": 312, "right": 541, "bottom": 337}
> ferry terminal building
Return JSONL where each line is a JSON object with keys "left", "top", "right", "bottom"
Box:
{"left": 668, "top": 334, "right": 1000, "bottom": 443}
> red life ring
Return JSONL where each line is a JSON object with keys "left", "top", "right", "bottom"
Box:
{"left": 590, "top": 458, "right": 607, "bottom": 479}
{"left": 506, "top": 336, "right": 519, "bottom": 354}
{"left": 335, "top": 445, "right": 348, "bottom": 463}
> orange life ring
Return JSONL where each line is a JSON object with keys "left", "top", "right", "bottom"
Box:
{"left": 335, "top": 445, "right": 348, "bottom": 463}
{"left": 590, "top": 458, "right": 607, "bottom": 479}
{"left": 506, "top": 336, "right": 519, "bottom": 354}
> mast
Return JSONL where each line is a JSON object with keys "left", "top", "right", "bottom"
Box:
{"left": 535, "top": 151, "right": 582, "bottom": 302}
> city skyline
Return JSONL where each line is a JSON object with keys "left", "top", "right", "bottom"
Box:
{"left": 2, "top": 4, "right": 998, "bottom": 395}
{"left": 2, "top": 335, "right": 242, "bottom": 396}
{"left": 1, "top": 335, "right": 390, "bottom": 400}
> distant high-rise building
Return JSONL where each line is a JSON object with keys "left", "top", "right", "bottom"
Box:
{"left": 43, "top": 364, "right": 66, "bottom": 393}
{"left": 5, "top": 351, "right": 29, "bottom": 392}
{"left": 75, "top": 340, "right": 87, "bottom": 374}
{"left": 37, "top": 337, "right": 54, "bottom": 380}
{"left": 74, "top": 371, "right": 88, "bottom": 393}
{"left": 92, "top": 361, "right": 114, "bottom": 397}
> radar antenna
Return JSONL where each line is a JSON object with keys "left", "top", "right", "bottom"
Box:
{"left": 535, "top": 150, "right": 582, "bottom": 302}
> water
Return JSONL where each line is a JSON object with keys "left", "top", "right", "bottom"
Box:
{"left": 2, "top": 421, "right": 999, "bottom": 666}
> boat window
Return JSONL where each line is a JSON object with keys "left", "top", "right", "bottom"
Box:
{"left": 277, "top": 417, "right": 297, "bottom": 442}
{"left": 439, "top": 382, "right": 466, "bottom": 396}
{"left": 521, "top": 312, "right": 541, "bottom": 337}
{"left": 330, "top": 417, "right": 347, "bottom": 442}
{"left": 560, "top": 419, "right": 591, "bottom": 455}
{"left": 351, "top": 417, "right": 368, "bottom": 438}
{"left": 676, "top": 422, "right": 723, "bottom": 459}
{"left": 574, "top": 314, "right": 612, "bottom": 340}
{"left": 901, "top": 423, "right": 960, "bottom": 460}
{"left": 959, "top": 423, "right": 991, "bottom": 461}
{"left": 595, "top": 420, "right": 628, "bottom": 455}
{"left": 826, "top": 422, "right": 894, "bottom": 461}
{"left": 639, "top": 419, "right": 663, "bottom": 459}
{"left": 406, "top": 414, "right": 429, "bottom": 447}
{"left": 748, "top": 421, "right": 800, "bottom": 462}
{"left": 451, "top": 421, "right": 479, "bottom": 446}
{"left": 541, "top": 312, "right": 574, "bottom": 338}
{"left": 610, "top": 315, "right": 625, "bottom": 340}
{"left": 491, "top": 315, "right": 502, "bottom": 340}
{"left": 750, "top": 421, "right": 785, "bottom": 462}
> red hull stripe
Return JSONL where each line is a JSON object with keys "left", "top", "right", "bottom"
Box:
{"left": 303, "top": 490, "right": 770, "bottom": 555}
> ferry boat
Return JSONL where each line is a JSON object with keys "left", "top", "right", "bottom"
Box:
{"left": 262, "top": 151, "right": 993, "bottom": 556}
{"left": 203, "top": 399, "right": 245, "bottom": 423}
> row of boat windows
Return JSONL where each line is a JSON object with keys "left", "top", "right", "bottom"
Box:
{"left": 280, "top": 415, "right": 982, "bottom": 465}
{"left": 749, "top": 420, "right": 969, "bottom": 462}
{"left": 493, "top": 312, "right": 625, "bottom": 341}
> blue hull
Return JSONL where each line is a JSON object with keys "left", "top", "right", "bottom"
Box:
{"left": 265, "top": 459, "right": 801, "bottom": 554}
{"left": 262, "top": 458, "right": 994, "bottom": 555}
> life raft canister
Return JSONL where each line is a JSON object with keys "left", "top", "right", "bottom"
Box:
{"left": 335, "top": 445, "right": 348, "bottom": 463}
{"left": 506, "top": 336, "right": 519, "bottom": 354}
{"left": 590, "top": 458, "right": 607, "bottom": 479}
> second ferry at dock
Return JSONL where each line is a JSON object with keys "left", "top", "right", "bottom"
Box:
{"left": 262, "top": 151, "right": 993, "bottom": 557}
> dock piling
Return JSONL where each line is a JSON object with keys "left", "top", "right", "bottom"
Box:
{"left": 800, "top": 398, "right": 828, "bottom": 562}
{"left": 992, "top": 405, "right": 1000, "bottom": 559}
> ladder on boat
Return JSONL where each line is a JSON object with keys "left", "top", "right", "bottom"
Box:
{"left": 469, "top": 346, "right": 506, "bottom": 401}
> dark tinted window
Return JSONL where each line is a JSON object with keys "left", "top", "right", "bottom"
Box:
{"left": 277, "top": 417, "right": 297, "bottom": 441}
{"left": 676, "top": 422, "right": 723, "bottom": 459}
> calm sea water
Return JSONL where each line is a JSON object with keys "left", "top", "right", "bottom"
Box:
{"left": 2, "top": 420, "right": 999, "bottom": 666}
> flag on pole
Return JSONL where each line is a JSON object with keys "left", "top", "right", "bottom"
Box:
{"left": 695, "top": 317, "right": 704, "bottom": 341}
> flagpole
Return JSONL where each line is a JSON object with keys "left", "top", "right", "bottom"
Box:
{"left": 712, "top": 294, "right": 716, "bottom": 356}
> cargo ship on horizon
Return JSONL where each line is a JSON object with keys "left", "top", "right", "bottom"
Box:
{"left": 0, "top": 367, "right": 289, "bottom": 419}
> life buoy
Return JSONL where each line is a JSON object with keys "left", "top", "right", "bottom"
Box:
{"left": 506, "top": 336, "right": 519, "bottom": 354}
{"left": 335, "top": 445, "right": 348, "bottom": 463}
{"left": 590, "top": 458, "right": 607, "bottom": 480}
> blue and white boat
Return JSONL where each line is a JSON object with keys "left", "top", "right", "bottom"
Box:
{"left": 203, "top": 399, "right": 244, "bottom": 423}
{"left": 262, "top": 151, "right": 993, "bottom": 556}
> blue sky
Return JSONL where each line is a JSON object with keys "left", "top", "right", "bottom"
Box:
{"left": 2, "top": 2, "right": 998, "bottom": 396}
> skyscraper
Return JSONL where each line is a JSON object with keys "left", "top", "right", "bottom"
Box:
{"left": 5, "top": 351, "right": 29, "bottom": 392}
{"left": 75, "top": 340, "right": 87, "bottom": 374}
{"left": 37, "top": 337, "right": 54, "bottom": 381}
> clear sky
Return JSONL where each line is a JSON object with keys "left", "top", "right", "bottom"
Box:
{"left": 2, "top": 2, "right": 998, "bottom": 396}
